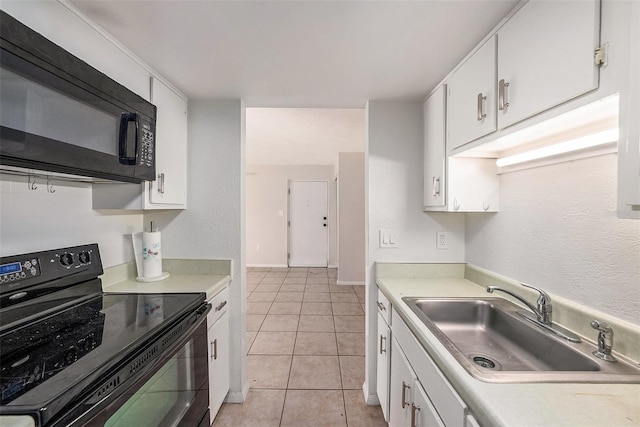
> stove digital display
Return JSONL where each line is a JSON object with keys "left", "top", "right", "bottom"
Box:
{"left": 0, "top": 262, "right": 22, "bottom": 276}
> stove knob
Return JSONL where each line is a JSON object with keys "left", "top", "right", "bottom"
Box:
{"left": 60, "top": 253, "right": 74, "bottom": 267}
{"left": 78, "top": 252, "right": 91, "bottom": 264}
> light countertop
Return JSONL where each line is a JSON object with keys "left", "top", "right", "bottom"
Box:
{"left": 101, "top": 258, "right": 232, "bottom": 301}
{"left": 376, "top": 264, "right": 640, "bottom": 427}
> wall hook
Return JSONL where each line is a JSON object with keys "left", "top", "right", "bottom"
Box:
{"left": 28, "top": 174, "right": 38, "bottom": 191}
{"left": 47, "top": 176, "right": 56, "bottom": 193}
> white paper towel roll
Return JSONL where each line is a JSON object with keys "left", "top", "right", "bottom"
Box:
{"left": 142, "top": 231, "right": 163, "bottom": 278}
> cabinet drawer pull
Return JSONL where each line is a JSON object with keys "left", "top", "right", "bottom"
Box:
{"left": 432, "top": 176, "right": 440, "bottom": 197}
{"left": 379, "top": 335, "right": 386, "bottom": 354}
{"left": 210, "top": 339, "right": 218, "bottom": 360}
{"left": 401, "top": 381, "right": 410, "bottom": 409}
{"left": 498, "top": 79, "right": 510, "bottom": 111}
{"left": 215, "top": 300, "right": 227, "bottom": 312}
{"left": 411, "top": 403, "right": 421, "bottom": 427}
{"left": 476, "top": 92, "right": 487, "bottom": 121}
{"left": 377, "top": 301, "right": 385, "bottom": 311}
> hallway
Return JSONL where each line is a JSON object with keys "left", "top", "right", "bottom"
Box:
{"left": 214, "top": 267, "right": 386, "bottom": 426}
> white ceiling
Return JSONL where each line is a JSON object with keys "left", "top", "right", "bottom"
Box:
{"left": 70, "top": 0, "right": 519, "bottom": 108}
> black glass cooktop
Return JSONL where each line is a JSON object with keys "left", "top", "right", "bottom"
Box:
{"left": 0, "top": 290, "right": 204, "bottom": 409}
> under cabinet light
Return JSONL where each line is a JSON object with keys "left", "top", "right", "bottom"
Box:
{"left": 496, "top": 128, "right": 619, "bottom": 167}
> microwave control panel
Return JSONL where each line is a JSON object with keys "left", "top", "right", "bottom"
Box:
{"left": 140, "top": 123, "right": 154, "bottom": 168}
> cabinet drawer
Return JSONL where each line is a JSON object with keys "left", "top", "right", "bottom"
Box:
{"left": 377, "top": 289, "right": 391, "bottom": 325}
{"left": 207, "top": 287, "right": 229, "bottom": 327}
{"left": 392, "top": 310, "right": 467, "bottom": 427}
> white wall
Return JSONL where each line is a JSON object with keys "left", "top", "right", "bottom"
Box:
{"left": 0, "top": 1, "right": 150, "bottom": 266}
{"left": 337, "top": 152, "right": 365, "bottom": 283}
{"left": 466, "top": 154, "right": 640, "bottom": 326}
{"left": 363, "top": 100, "right": 466, "bottom": 402}
{"left": 146, "top": 99, "right": 248, "bottom": 401}
{"left": 0, "top": 177, "right": 142, "bottom": 267}
{"left": 245, "top": 164, "right": 337, "bottom": 267}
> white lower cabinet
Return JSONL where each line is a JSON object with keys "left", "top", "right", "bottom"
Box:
{"left": 377, "top": 312, "right": 391, "bottom": 421}
{"left": 207, "top": 288, "right": 230, "bottom": 424}
{"left": 389, "top": 337, "right": 416, "bottom": 426}
{"left": 381, "top": 293, "right": 480, "bottom": 427}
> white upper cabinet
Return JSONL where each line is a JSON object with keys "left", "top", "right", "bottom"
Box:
{"left": 148, "top": 77, "right": 188, "bottom": 207}
{"left": 446, "top": 36, "right": 497, "bottom": 150}
{"left": 497, "top": 0, "right": 601, "bottom": 129}
{"left": 423, "top": 85, "right": 499, "bottom": 213}
{"left": 423, "top": 85, "right": 447, "bottom": 209}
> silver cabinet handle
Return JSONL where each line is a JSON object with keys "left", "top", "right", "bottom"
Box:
{"left": 377, "top": 301, "right": 385, "bottom": 311}
{"left": 432, "top": 176, "right": 440, "bottom": 197}
{"left": 215, "top": 300, "right": 227, "bottom": 312}
{"left": 157, "top": 172, "right": 165, "bottom": 194}
{"left": 210, "top": 339, "right": 218, "bottom": 360}
{"left": 498, "top": 79, "right": 510, "bottom": 111}
{"left": 477, "top": 92, "right": 487, "bottom": 121}
{"left": 411, "top": 403, "right": 421, "bottom": 427}
{"left": 401, "top": 381, "right": 410, "bottom": 409}
{"left": 379, "top": 335, "right": 386, "bottom": 354}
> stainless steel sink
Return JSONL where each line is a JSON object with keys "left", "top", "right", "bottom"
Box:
{"left": 402, "top": 297, "right": 640, "bottom": 383}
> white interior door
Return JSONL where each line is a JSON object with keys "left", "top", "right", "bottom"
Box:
{"left": 289, "top": 180, "right": 328, "bottom": 267}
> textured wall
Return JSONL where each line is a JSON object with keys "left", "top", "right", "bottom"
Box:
{"left": 363, "top": 100, "right": 466, "bottom": 402}
{"left": 245, "top": 165, "right": 337, "bottom": 267}
{"left": 466, "top": 154, "right": 640, "bottom": 326}
{"left": 146, "top": 99, "right": 247, "bottom": 400}
{"left": 338, "top": 152, "right": 365, "bottom": 283}
{"left": 0, "top": 177, "right": 142, "bottom": 267}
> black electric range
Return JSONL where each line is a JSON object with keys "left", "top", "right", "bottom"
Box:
{"left": 0, "top": 244, "right": 210, "bottom": 426}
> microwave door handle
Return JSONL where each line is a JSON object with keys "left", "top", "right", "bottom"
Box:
{"left": 119, "top": 112, "right": 139, "bottom": 165}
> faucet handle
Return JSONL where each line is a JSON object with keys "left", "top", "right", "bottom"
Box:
{"left": 520, "top": 282, "right": 551, "bottom": 305}
{"left": 591, "top": 319, "right": 617, "bottom": 362}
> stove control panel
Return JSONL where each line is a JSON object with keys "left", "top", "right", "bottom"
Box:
{"left": 0, "top": 244, "right": 103, "bottom": 309}
{"left": 0, "top": 258, "right": 40, "bottom": 285}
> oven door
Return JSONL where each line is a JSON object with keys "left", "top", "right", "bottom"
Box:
{"left": 55, "top": 306, "right": 210, "bottom": 427}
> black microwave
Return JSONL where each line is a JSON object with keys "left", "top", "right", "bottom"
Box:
{"left": 0, "top": 11, "right": 156, "bottom": 183}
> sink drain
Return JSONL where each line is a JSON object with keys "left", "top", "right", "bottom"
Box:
{"left": 472, "top": 356, "right": 496, "bottom": 369}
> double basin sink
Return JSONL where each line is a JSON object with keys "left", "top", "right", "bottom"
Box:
{"left": 402, "top": 297, "right": 640, "bottom": 383}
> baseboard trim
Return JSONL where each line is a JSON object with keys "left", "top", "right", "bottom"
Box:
{"left": 362, "top": 382, "right": 380, "bottom": 406}
{"left": 247, "top": 264, "right": 288, "bottom": 268}
{"left": 337, "top": 280, "right": 365, "bottom": 286}
{"left": 225, "top": 382, "right": 250, "bottom": 403}
{"left": 328, "top": 264, "right": 338, "bottom": 269}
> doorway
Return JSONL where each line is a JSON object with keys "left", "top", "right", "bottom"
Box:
{"left": 288, "top": 180, "right": 329, "bottom": 267}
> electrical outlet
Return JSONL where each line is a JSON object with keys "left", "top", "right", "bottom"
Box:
{"left": 436, "top": 232, "right": 448, "bottom": 250}
{"left": 256, "top": 244, "right": 261, "bottom": 251}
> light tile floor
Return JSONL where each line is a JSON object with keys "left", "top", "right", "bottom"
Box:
{"left": 214, "top": 267, "right": 386, "bottom": 427}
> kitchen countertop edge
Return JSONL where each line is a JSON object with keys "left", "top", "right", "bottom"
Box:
{"left": 376, "top": 271, "right": 640, "bottom": 427}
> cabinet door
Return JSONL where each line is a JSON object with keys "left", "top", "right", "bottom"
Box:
{"left": 412, "top": 380, "right": 445, "bottom": 427}
{"left": 207, "top": 311, "right": 229, "bottom": 423}
{"left": 149, "top": 77, "right": 187, "bottom": 206}
{"left": 423, "top": 85, "right": 447, "bottom": 209}
{"left": 497, "top": 0, "right": 600, "bottom": 129}
{"left": 389, "top": 337, "right": 414, "bottom": 427}
{"left": 376, "top": 312, "right": 391, "bottom": 422}
{"left": 447, "top": 36, "right": 497, "bottom": 150}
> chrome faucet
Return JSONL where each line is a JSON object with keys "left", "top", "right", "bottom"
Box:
{"left": 486, "top": 282, "right": 552, "bottom": 325}
{"left": 486, "top": 282, "right": 581, "bottom": 342}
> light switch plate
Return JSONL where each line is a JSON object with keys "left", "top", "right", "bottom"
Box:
{"left": 379, "top": 229, "right": 398, "bottom": 248}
